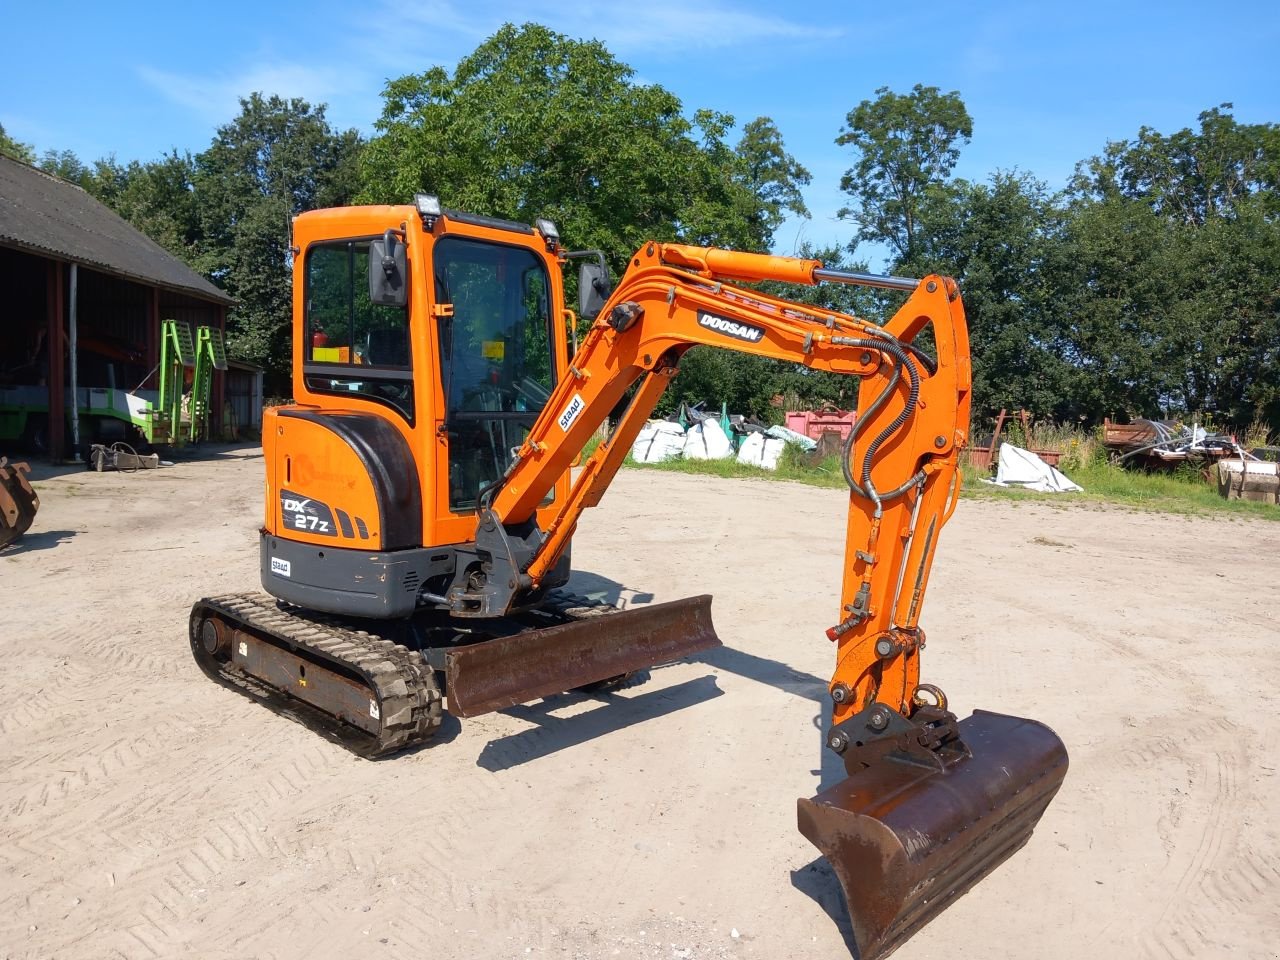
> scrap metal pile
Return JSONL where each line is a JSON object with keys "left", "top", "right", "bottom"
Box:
{"left": 1103, "top": 418, "right": 1244, "bottom": 466}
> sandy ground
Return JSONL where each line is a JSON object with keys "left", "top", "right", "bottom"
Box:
{"left": 1, "top": 446, "right": 1278, "bottom": 960}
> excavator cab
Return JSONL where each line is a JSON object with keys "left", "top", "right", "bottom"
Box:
{"left": 190, "top": 196, "right": 1066, "bottom": 959}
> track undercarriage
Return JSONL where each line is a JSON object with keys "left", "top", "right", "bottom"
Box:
{"left": 190, "top": 590, "right": 720, "bottom": 757}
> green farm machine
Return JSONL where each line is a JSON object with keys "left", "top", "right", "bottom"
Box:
{"left": 152, "top": 319, "right": 228, "bottom": 446}
{"left": 0, "top": 319, "right": 227, "bottom": 457}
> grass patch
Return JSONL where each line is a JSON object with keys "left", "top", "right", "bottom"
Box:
{"left": 959, "top": 461, "right": 1278, "bottom": 519}
{"left": 590, "top": 434, "right": 1278, "bottom": 521}
{"left": 629, "top": 448, "right": 849, "bottom": 489}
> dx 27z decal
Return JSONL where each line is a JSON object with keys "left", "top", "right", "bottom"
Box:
{"left": 279, "top": 490, "right": 371, "bottom": 541}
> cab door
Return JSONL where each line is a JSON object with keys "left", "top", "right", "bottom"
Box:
{"left": 431, "top": 235, "right": 559, "bottom": 516}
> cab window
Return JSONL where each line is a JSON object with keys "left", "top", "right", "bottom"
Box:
{"left": 304, "top": 240, "right": 414, "bottom": 422}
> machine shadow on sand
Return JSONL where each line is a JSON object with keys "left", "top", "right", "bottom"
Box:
{"left": 527, "top": 576, "right": 857, "bottom": 946}
{"left": 565, "top": 570, "right": 846, "bottom": 785}
{"left": 1, "top": 528, "right": 76, "bottom": 555}
{"left": 687, "top": 642, "right": 859, "bottom": 953}
{"left": 477, "top": 674, "right": 723, "bottom": 772}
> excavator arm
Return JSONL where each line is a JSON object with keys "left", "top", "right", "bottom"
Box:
{"left": 469, "top": 239, "right": 970, "bottom": 719}
{"left": 453, "top": 241, "right": 1067, "bottom": 960}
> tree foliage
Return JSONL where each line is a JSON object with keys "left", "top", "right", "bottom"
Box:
{"left": 0, "top": 123, "right": 35, "bottom": 163}
{"left": 912, "top": 171, "right": 1074, "bottom": 417}
{"left": 837, "top": 84, "right": 972, "bottom": 265}
{"left": 361, "top": 23, "right": 809, "bottom": 265}
{"left": 193, "top": 94, "right": 363, "bottom": 375}
{"left": 90, "top": 152, "right": 202, "bottom": 261}
{"left": 1041, "top": 105, "right": 1280, "bottom": 425}
{"left": 662, "top": 244, "right": 873, "bottom": 418}
{"left": 856, "top": 93, "right": 1280, "bottom": 430}
{"left": 15, "top": 45, "right": 1276, "bottom": 431}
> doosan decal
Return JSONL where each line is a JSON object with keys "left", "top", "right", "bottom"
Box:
{"left": 697, "top": 312, "right": 765, "bottom": 343}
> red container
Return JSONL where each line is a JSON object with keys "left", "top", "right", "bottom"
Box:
{"left": 785, "top": 409, "right": 858, "bottom": 442}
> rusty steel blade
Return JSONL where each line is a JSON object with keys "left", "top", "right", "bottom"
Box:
{"left": 797, "top": 710, "right": 1068, "bottom": 960}
{"left": 445, "top": 595, "right": 721, "bottom": 718}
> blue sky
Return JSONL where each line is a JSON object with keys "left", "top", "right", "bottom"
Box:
{"left": 3, "top": 0, "right": 1278, "bottom": 265}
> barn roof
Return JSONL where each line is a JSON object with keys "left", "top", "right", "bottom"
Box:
{"left": 0, "top": 154, "right": 233, "bottom": 305}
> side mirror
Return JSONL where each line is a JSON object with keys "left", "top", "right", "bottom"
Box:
{"left": 578, "top": 261, "right": 611, "bottom": 319}
{"left": 369, "top": 230, "right": 407, "bottom": 307}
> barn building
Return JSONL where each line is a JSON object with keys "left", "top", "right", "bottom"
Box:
{"left": 0, "top": 154, "right": 236, "bottom": 460}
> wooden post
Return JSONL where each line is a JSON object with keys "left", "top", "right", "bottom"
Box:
{"left": 212, "top": 304, "right": 226, "bottom": 440}
{"left": 45, "top": 260, "right": 65, "bottom": 461}
{"left": 68, "top": 262, "right": 80, "bottom": 455}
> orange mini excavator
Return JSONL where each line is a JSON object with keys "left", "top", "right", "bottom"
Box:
{"left": 190, "top": 196, "right": 1067, "bottom": 958}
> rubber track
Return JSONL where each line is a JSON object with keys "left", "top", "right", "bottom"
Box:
{"left": 190, "top": 593, "right": 443, "bottom": 758}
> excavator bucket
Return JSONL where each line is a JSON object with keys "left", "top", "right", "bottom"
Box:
{"left": 445, "top": 594, "right": 721, "bottom": 717}
{"left": 0, "top": 458, "right": 40, "bottom": 550}
{"left": 798, "top": 710, "right": 1068, "bottom": 960}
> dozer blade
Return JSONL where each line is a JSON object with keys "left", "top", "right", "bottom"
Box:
{"left": 445, "top": 594, "right": 721, "bottom": 717}
{"left": 0, "top": 458, "right": 40, "bottom": 550}
{"left": 798, "top": 709, "right": 1068, "bottom": 960}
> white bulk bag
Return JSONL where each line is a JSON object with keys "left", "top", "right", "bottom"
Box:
{"left": 683, "top": 419, "right": 734, "bottom": 460}
{"left": 736, "top": 432, "right": 786, "bottom": 470}
{"left": 630, "top": 420, "right": 686, "bottom": 463}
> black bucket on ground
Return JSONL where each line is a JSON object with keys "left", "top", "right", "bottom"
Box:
{"left": 798, "top": 709, "right": 1068, "bottom": 960}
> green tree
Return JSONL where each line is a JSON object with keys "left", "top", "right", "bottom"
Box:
{"left": 194, "top": 94, "right": 362, "bottom": 376}
{"left": 361, "top": 23, "right": 809, "bottom": 266}
{"left": 90, "top": 152, "right": 202, "bottom": 263}
{"left": 1056, "top": 197, "right": 1280, "bottom": 425}
{"left": 736, "top": 117, "right": 811, "bottom": 245}
{"left": 837, "top": 84, "right": 972, "bottom": 266}
{"left": 911, "top": 171, "right": 1076, "bottom": 420}
{"left": 38, "top": 148, "right": 92, "bottom": 185}
{"left": 1073, "top": 104, "right": 1280, "bottom": 224}
{"left": 684, "top": 112, "right": 812, "bottom": 250}
{"left": 1064, "top": 105, "right": 1280, "bottom": 425}
{"left": 0, "top": 123, "right": 35, "bottom": 163}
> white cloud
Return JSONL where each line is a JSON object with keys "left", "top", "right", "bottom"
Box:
{"left": 136, "top": 61, "right": 342, "bottom": 124}
{"left": 358, "top": 0, "right": 834, "bottom": 63}
{"left": 570, "top": 1, "right": 831, "bottom": 54}
{"left": 132, "top": 0, "right": 839, "bottom": 143}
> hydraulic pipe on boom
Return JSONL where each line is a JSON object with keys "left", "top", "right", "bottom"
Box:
{"left": 467, "top": 241, "right": 1068, "bottom": 960}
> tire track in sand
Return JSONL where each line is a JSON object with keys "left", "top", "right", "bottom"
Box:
{"left": 1113, "top": 716, "right": 1276, "bottom": 960}
{"left": 95, "top": 743, "right": 349, "bottom": 960}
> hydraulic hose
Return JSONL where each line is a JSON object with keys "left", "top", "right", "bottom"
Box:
{"left": 833, "top": 336, "right": 926, "bottom": 507}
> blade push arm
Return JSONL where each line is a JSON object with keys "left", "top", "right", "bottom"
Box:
{"left": 473, "top": 240, "right": 970, "bottom": 724}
